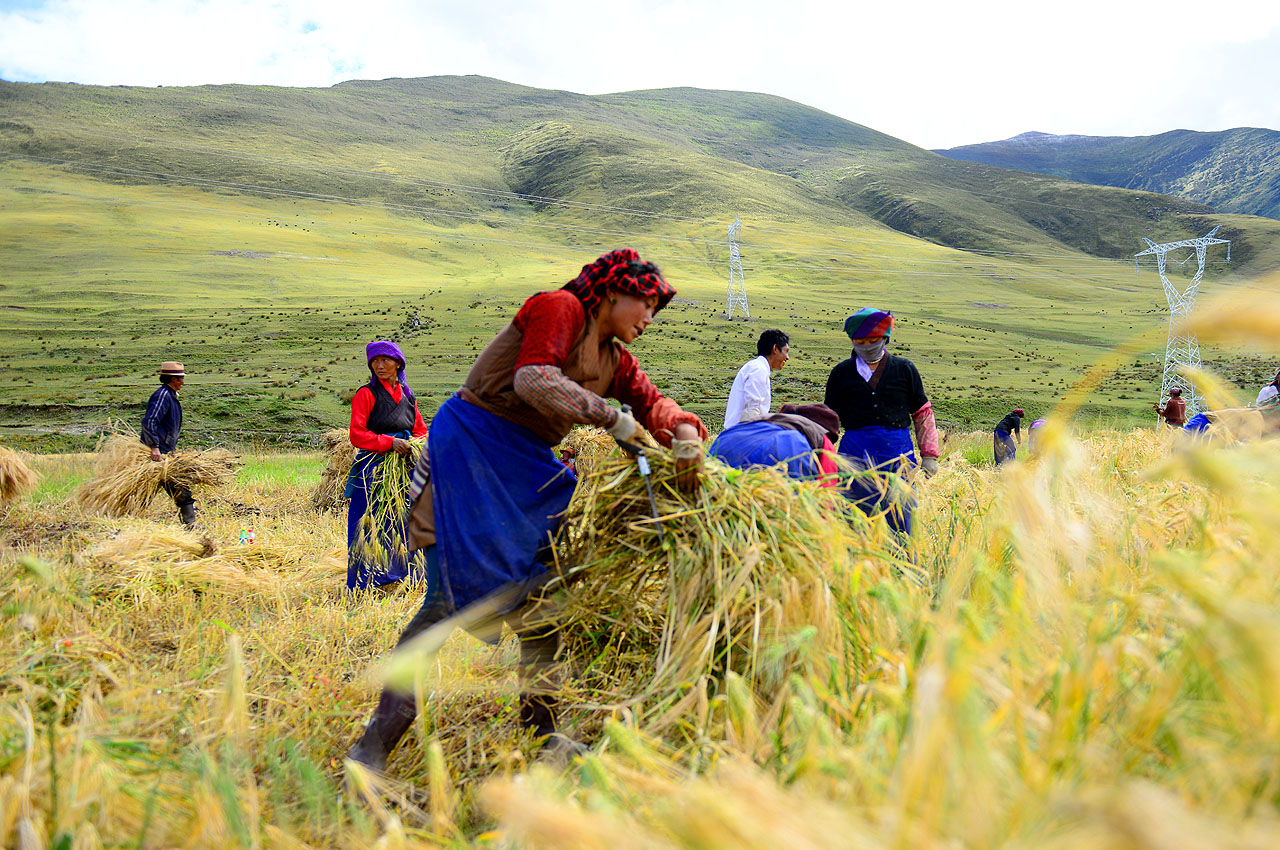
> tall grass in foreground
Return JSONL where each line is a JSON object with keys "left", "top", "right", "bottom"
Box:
{"left": 3, "top": 425, "right": 1277, "bottom": 848}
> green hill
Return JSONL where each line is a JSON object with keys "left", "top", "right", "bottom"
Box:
{"left": 2, "top": 75, "right": 1278, "bottom": 446}
{"left": 936, "top": 129, "right": 1280, "bottom": 221}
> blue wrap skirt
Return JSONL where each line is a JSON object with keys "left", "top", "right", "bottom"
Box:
{"left": 428, "top": 395, "right": 578, "bottom": 612}
{"left": 837, "top": 426, "right": 916, "bottom": 535}
{"left": 345, "top": 429, "right": 424, "bottom": 590}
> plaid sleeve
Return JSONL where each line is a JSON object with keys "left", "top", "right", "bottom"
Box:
{"left": 608, "top": 347, "right": 707, "bottom": 447}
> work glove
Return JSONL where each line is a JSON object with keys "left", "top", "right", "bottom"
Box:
{"left": 920, "top": 457, "right": 939, "bottom": 478}
{"left": 671, "top": 438, "right": 703, "bottom": 493}
{"left": 607, "top": 408, "right": 641, "bottom": 443}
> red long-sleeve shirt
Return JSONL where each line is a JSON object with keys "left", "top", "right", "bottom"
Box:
{"left": 349, "top": 379, "right": 428, "bottom": 452}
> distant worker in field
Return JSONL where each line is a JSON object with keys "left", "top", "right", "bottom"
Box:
{"left": 824, "top": 309, "right": 939, "bottom": 535}
{"left": 724, "top": 329, "right": 790, "bottom": 429}
{"left": 1154, "top": 387, "right": 1187, "bottom": 427}
{"left": 711, "top": 402, "right": 840, "bottom": 485}
{"left": 1027, "top": 418, "right": 1048, "bottom": 455}
{"left": 993, "top": 409, "right": 1024, "bottom": 465}
{"left": 1255, "top": 368, "right": 1280, "bottom": 408}
{"left": 346, "top": 341, "right": 429, "bottom": 591}
{"left": 141, "top": 361, "right": 196, "bottom": 527}
{"left": 347, "top": 248, "right": 708, "bottom": 773}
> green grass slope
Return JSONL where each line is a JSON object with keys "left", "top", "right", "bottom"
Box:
{"left": 936, "top": 128, "right": 1280, "bottom": 220}
{"left": 2, "top": 76, "right": 1278, "bottom": 447}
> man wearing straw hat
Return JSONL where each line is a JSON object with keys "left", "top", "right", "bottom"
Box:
{"left": 141, "top": 361, "right": 196, "bottom": 527}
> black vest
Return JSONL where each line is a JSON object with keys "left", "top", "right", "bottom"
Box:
{"left": 365, "top": 379, "right": 416, "bottom": 435}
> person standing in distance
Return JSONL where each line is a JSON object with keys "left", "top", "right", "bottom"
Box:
{"left": 141, "top": 360, "right": 196, "bottom": 527}
{"left": 724, "top": 329, "right": 790, "bottom": 429}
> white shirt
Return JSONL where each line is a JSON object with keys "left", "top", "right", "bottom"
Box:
{"left": 724, "top": 355, "right": 772, "bottom": 429}
{"left": 855, "top": 356, "right": 876, "bottom": 382}
{"left": 1257, "top": 384, "right": 1279, "bottom": 407}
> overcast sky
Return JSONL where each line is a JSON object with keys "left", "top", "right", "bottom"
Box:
{"left": 1, "top": 0, "right": 1277, "bottom": 150}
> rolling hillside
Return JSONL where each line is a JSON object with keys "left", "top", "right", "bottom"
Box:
{"left": 936, "top": 128, "right": 1280, "bottom": 220}
{"left": 2, "top": 75, "right": 1278, "bottom": 444}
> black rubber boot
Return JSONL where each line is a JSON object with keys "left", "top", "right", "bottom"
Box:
{"left": 179, "top": 501, "right": 197, "bottom": 527}
{"left": 346, "top": 690, "right": 416, "bottom": 772}
{"left": 519, "top": 693, "right": 587, "bottom": 763}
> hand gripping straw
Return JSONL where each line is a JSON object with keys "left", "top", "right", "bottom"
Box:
{"left": 610, "top": 404, "right": 665, "bottom": 545}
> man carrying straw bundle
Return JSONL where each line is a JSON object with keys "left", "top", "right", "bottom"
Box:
{"left": 346, "top": 341, "right": 429, "bottom": 590}
{"left": 142, "top": 361, "right": 196, "bottom": 527}
{"left": 347, "top": 248, "right": 708, "bottom": 772}
{"left": 824, "top": 309, "right": 939, "bottom": 535}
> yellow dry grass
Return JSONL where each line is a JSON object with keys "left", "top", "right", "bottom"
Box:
{"left": 0, "top": 445, "right": 38, "bottom": 502}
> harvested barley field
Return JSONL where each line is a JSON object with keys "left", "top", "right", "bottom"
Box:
{"left": 3, "top": 418, "right": 1279, "bottom": 850}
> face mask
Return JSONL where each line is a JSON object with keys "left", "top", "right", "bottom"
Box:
{"left": 853, "top": 340, "right": 886, "bottom": 363}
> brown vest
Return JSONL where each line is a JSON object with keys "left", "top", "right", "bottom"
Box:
{"left": 459, "top": 310, "right": 619, "bottom": 446}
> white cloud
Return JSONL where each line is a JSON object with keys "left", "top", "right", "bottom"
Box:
{"left": 1, "top": 0, "right": 1278, "bottom": 147}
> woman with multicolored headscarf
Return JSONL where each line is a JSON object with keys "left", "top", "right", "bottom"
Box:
{"left": 346, "top": 340, "right": 429, "bottom": 590}
{"left": 823, "top": 308, "right": 939, "bottom": 535}
{"left": 347, "top": 249, "right": 708, "bottom": 772}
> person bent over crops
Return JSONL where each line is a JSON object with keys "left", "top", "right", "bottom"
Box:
{"left": 824, "top": 310, "right": 939, "bottom": 535}
{"left": 346, "top": 341, "right": 429, "bottom": 590}
{"left": 346, "top": 248, "right": 708, "bottom": 772}
{"left": 141, "top": 361, "right": 196, "bottom": 527}
{"left": 711, "top": 402, "right": 840, "bottom": 485}
{"left": 993, "top": 408, "right": 1024, "bottom": 465}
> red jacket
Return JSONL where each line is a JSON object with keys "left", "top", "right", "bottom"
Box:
{"left": 349, "top": 379, "right": 428, "bottom": 452}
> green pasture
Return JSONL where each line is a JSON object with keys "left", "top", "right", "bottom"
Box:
{"left": 1, "top": 159, "right": 1274, "bottom": 450}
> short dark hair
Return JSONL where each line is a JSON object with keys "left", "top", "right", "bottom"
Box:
{"left": 160, "top": 374, "right": 181, "bottom": 386}
{"left": 757, "top": 329, "right": 789, "bottom": 358}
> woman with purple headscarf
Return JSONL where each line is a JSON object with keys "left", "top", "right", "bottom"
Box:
{"left": 345, "top": 340, "right": 428, "bottom": 590}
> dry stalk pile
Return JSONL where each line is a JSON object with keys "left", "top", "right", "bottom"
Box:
{"left": 542, "top": 436, "right": 907, "bottom": 751}
{"left": 310, "top": 428, "right": 357, "bottom": 512}
{"left": 75, "top": 434, "right": 240, "bottom": 517}
{"left": 0, "top": 446, "right": 38, "bottom": 502}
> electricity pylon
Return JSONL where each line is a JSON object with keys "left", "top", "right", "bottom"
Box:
{"left": 726, "top": 215, "right": 749, "bottom": 319}
{"left": 1134, "top": 226, "right": 1230, "bottom": 415}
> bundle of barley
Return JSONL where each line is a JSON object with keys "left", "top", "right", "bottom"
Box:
{"left": 355, "top": 437, "right": 426, "bottom": 567}
{"left": 75, "top": 434, "right": 240, "bottom": 517}
{"left": 0, "top": 446, "right": 38, "bottom": 502}
{"left": 556, "top": 427, "right": 617, "bottom": 479}
{"left": 311, "top": 428, "right": 357, "bottom": 512}
{"left": 386, "top": 437, "right": 911, "bottom": 766}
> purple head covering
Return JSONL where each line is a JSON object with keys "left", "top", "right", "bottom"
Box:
{"left": 366, "top": 340, "right": 411, "bottom": 394}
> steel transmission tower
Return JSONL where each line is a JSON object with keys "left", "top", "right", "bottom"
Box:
{"left": 726, "top": 215, "right": 749, "bottom": 319}
{"left": 1134, "top": 226, "right": 1230, "bottom": 415}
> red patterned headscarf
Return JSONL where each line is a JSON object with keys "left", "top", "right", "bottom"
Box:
{"left": 562, "top": 248, "right": 676, "bottom": 315}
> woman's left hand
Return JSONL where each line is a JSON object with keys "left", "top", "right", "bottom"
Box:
{"left": 670, "top": 422, "right": 702, "bottom": 492}
{"left": 391, "top": 438, "right": 412, "bottom": 455}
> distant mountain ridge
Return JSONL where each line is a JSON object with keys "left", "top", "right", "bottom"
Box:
{"left": 936, "top": 128, "right": 1280, "bottom": 220}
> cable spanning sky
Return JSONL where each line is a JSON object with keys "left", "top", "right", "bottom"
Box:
{"left": 1, "top": 0, "right": 1278, "bottom": 150}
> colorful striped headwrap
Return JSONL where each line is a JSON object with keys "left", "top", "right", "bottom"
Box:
{"left": 844, "top": 309, "right": 894, "bottom": 340}
{"left": 562, "top": 248, "right": 676, "bottom": 315}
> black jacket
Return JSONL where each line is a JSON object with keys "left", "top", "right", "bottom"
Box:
{"left": 824, "top": 354, "right": 928, "bottom": 431}
{"left": 141, "top": 384, "right": 183, "bottom": 453}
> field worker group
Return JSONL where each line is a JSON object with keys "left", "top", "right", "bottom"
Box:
{"left": 717, "top": 309, "right": 940, "bottom": 535}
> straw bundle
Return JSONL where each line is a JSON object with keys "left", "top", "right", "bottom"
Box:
{"left": 311, "top": 428, "right": 357, "bottom": 512}
{"left": 0, "top": 446, "right": 38, "bottom": 502}
{"left": 354, "top": 437, "right": 426, "bottom": 567}
{"left": 556, "top": 427, "right": 617, "bottom": 479}
{"left": 75, "top": 434, "right": 240, "bottom": 517}
{"left": 545, "top": 443, "right": 902, "bottom": 748}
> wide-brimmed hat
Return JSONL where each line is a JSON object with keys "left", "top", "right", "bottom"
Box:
{"left": 159, "top": 361, "right": 186, "bottom": 377}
